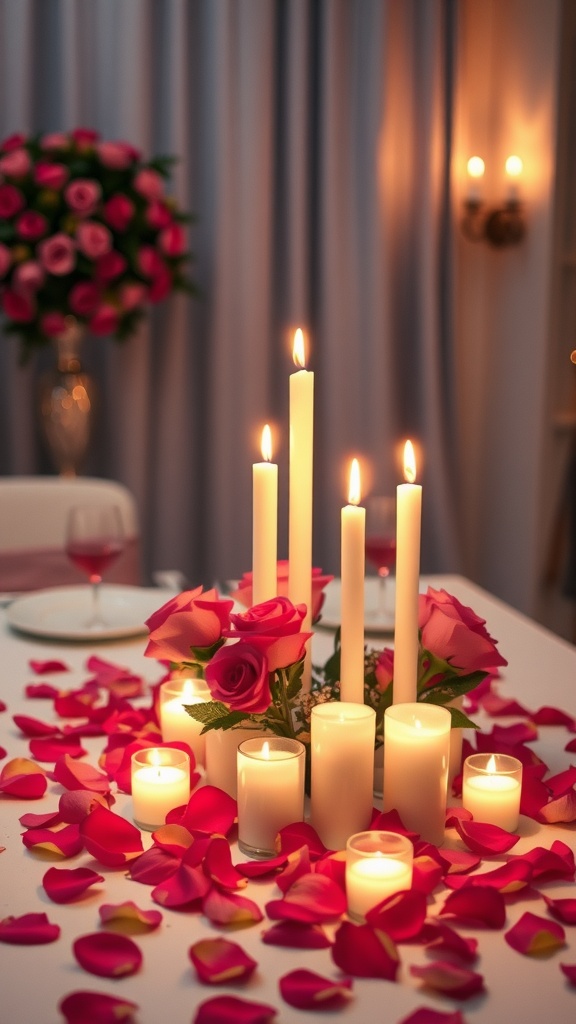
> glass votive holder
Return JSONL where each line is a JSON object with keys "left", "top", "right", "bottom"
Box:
{"left": 131, "top": 747, "right": 190, "bottom": 831}
{"left": 159, "top": 676, "right": 211, "bottom": 766}
{"left": 346, "top": 830, "right": 414, "bottom": 922}
{"left": 237, "top": 737, "right": 305, "bottom": 859}
{"left": 462, "top": 753, "right": 523, "bottom": 831}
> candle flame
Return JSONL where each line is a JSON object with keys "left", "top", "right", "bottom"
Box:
{"left": 467, "top": 155, "right": 485, "bottom": 179}
{"left": 403, "top": 440, "right": 417, "bottom": 484}
{"left": 415, "top": 719, "right": 422, "bottom": 730}
{"left": 293, "top": 328, "right": 306, "bottom": 369}
{"left": 505, "top": 155, "right": 523, "bottom": 178}
{"left": 150, "top": 748, "right": 162, "bottom": 768}
{"left": 348, "top": 458, "right": 361, "bottom": 505}
{"left": 487, "top": 754, "right": 497, "bottom": 773}
{"left": 261, "top": 424, "right": 272, "bottom": 462}
{"left": 182, "top": 679, "right": 197, "bottom": 700}
{"left": 262, "top": 741, "right": 270, "bottom": 760}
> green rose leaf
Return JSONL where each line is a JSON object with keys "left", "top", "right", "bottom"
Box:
{"left": 184, "top": 700, "right": 250, "bottom": 732}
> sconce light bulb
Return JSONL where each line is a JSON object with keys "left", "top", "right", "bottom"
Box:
{"left": 505, "top": 155, "right": 523, "bottom": 178}
{"left": 467, "top": 156, "right": 485, "bottom": 179}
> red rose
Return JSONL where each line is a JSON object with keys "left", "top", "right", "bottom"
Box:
{"left": 96, "top": 250, "right": 127, "bottom": 281}
{"left": 148, "top": 264, "right": 172, "bottom": 302}
{"left": 71, "top": 128, "right": 99, "bottom": 148}
{"left": 0, "top": 147, "right": 31, "bottom": 178}
{"left": 0, "top": 183, "right": 25, "bottom": 218}
{"left": 159, "top": 222, "right": 186, "bottom": 256}
{"left": 37, "top": 233, "right": 76, "bottom": 275}
{"left": 88, "top": 303, "right": 119, "bottom": 336}
{"left": 144, "top": 587, "right": 234, "bottom": 665}
{"left": 40, "top": 132, "right": 70, "bottom": 150}
{"left": 40, "top": 312, "right": 68, "bottom": 337}
{"left": 13, "top": 260, "right": 45, "bottom": 294}
{"left": 226, "top": 597, "right": 312, "bottom": 672}
{"left": 374, "top": 648, "right": 394, "bottom": 693}
{"left": 230, "top": 562, "right": 333, "bottom": 623}
{"left": 76, "top": 221, "right": 112, "bottom": 260}
{"left": 96, "top": 141, "right": 137, "bottom": 170}
{"left": 16, "top": 210, "right": 48, "bottom": 241}
{"left": 34, "top": 161, "right": 69, "bottom": 190}
{"left": 133, "top": 168, "right": 164, "bottom": 200}
{"left": 2, "top": 289, "right": 35, "bottom": 322}
{"left": 0, "top": 242, "right": 12, "bottom": 278}
{"left": 119, "top": 281, "right": 147, "bottom": 311}
{"left": 204, "top": 641, "right": 272, "bottom": 714}
{"left": 65, "top": 179, "right": 102, "bottom": 216}
{"left": 69, "top": 281, "right": 101, "bottom": 317}
{"left": 1, "top": 133, "right": 28, "bottom": 151}
{"left": 138, "top": 245, "right": 164, "bottom": 278}
{"left": 103, "top": 194, "right": 134, "bottom": 233}
{"left": 418, "top": 587, "right": 507, "bottom": 676}
{"left": 146, "top": 200, "right": 172, "bottom": 230}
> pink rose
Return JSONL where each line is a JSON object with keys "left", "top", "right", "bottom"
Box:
{"left": 230, "top": 562, "right": 333, "bottom": 623}
{"left": 40, "top": 132, "right": 70, "bottom": 150}
{"left": 374, "top": 648, "right": 394, "bottom": 694}
{"left": 34, "top": 161, "right": 69, "bottom": 190}
{"left": 76, "top": 221, "right": 112, "bottom": 259}
{"left": 2, "top": 289, "right": 35, "bottom": 322}
{"left": 418, "top": 587, "right": 508, "bottom": 676}
{"left": 64, "top": 179, "right": 102, "bottom": 216}
{"left": 133, "top": 168, "right": 164, "bottom": 200}
{"left": 71, "top": 128, "right": 99, "bottom": 148}
{"left": 144, "top": 586, "right": 234, "bottom": 664}
{"left": 226, "top": 596, "right": 312, "bottom": 673}
{"left": 88, "top": 303, "right": 119, "bottom": 336}
{"left": 148, "top": 264, "right": 172, "bottom": 302}
{"left": 40, "top": 311, "right": 68, "bottom": 337}
{"left": 138, "top": 245, "right": 164, "bottom": 278}
{"left": 159, "top": 222, "right": 186, "bottom": 256}
{"left": 96, "top": 140, "right": 138, "bottom": 170}
{"left": 146, "top": 200, "right": 172, "bottom": 230}
{"left": 0, "top": 183, "right": 25, "bottom": 218}
{"left": 16, "top": 210, "right": 48, "bottom": 241}
{"left": 1, "top": 133, "right": 28, "bottom": 151}
{"left": 0, "top": 242, "right": 12, "bottom": 278}
{"left": 69, "top": 281, "right": 101, "bottom": 317}
{"left": 37, "top": 233, "right": 76, "bottom": 275}
{"left": 119, "top": 281, "right": 147, "bottom": 311}
{"left": 103, "top": 193, "right": 134, "bottom": 232}
{"left": 95, "top": 250, "right": 127, "bottom": 281}
{"left": 13, "top": 260, "right": 45, "bottom": 293}
{"left": 0, "top": 147, "right": 32, "bottom": 178}
{"left": 204, "top": 641, "right": 272, "bottom": 714}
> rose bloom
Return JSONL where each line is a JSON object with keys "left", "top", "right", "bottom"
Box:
{"left": 149, "top": 264, "right": 172, "bottom": 302}
{"left": 76, "top": 221, "right": 112, "bottom": 259}
{"left": 146, "top": 200, "right": 173, "bottom": 230}
{"left": 95, "top": 250, "right": 127, "bottom": 281}
{"left": 159, "top": 222, "right": 186, "bottom": 257}
{"left": 40, "top": 132, "right": 70, "bottom": 150}
{"left": 204, "top": 641, "right": 272, "bottom": 714}
{"left": 0, "top": 242, "right": 12, "bottom": 278}
{"left": 96, "top": 140, "right": 138, "bottom": 170}
{"left": 34, "top": 161, "right": 69, "bottom": 190}
{"left": 2, "top": 289, "right": 35, "bottom": 322}
{"left": 145, "top": 586, "right": 234, "bottom": 665}
{"left": 418, "top": 587, "right": 508, "bottom": 676}
{"left": 12, "top": 260, "right": 45, "bottom": 293}
{"left": 64, "top": 178, "right": 102, "bottom": 216}
{"left": 375, "top": 648, "right": 394, "bottom": 694}
{"left": 226, "top": 596, "right": 312, "bottom": 673}
{"left": 69, "top": 281, "right": 101, "bottom": 317}
{"left": 120, "top": 281, "right": 147, "bottom": 311}
{"left": 37, "top": 233, "right": 76, "bottom": 275}
{"left": 71, "top": 128, "right": 99, "bottom": 148}
{"left": 16, "top": 210, "right": 48, "bottom": 241}
{"left": 0, "top": 183, "right": 25, "bottom": 218}
{"left": 88, "top": 303, "right": 119, "bottom": 336}
{"left": 1, "top": 132, "right": 27, "bottom": 151}
{"left": 0, "top": 147, "right": 31, "bottom": 178}
{"left": 133, "top": 168, "right": 164, "bottom": 200}
{"left": 40, "top": 311, "right": 68, "bottom": 337}
{"left": 230, "top": 562, "right": 333, "bottom": 623}
{"left": 138, "top": 244, "right": 164, "bottom": 278}
{"left": 103, "top": 193, "right": 134, "bottom": 233}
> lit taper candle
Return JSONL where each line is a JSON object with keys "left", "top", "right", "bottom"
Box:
{"left": 340, "top": 458, "right": 365, "bottom": 703}
{"left": 393, "top": 440, "right": 422, "bottom": 704}
{"left": 252, "top": 424, "right": 278, "bottom": 605}
{"left": 289, "top": 327, "right": 314, "bottom": 690}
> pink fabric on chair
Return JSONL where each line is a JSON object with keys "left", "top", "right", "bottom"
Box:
{"left": 0, "top": 537, "right": 142, "bottom": 593}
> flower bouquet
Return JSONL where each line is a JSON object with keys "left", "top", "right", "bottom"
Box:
{"left": 0, "top": 127, "right": 195, "bottom": 361}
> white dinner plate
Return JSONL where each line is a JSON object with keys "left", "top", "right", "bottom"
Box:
{"left": 318, "top": 577, "right": 396, "bottom": 635}
{"left": 6, "top": 585, "right": 177, "bottom": 642}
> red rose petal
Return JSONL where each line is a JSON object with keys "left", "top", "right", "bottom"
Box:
{"left": 12, "top": 714, "right": 60, "bottom": 737}
{"left": 370, "top": 808, "right": 420, "bottom": 841}
{"left": 261, "top": 921, "right": 332, "bottom": 949}
{"left": 204, "top": 836, "right": 248, "bottom": 890}
{"left": 0, "top": 756, "right": 48, "bottom": 798}
{"left": 54, "top": 690, "right": 99, "bottom": 719}
{"left": 445, "top": 806, "right": 473, "bottom": 827}
{"left": 80, "top": 807, "right": 143, "bottom": 866}
{"left": 546, "top": 766, "right": 576, "bottom": 797}
{"left": 30, "top": 658, "right": 69, "bottom": 674}
{"left": 189, "top": 937, "right": 258, "bottom": 984}
{"left": 30, "top": 735, "right": 87, "bottom": 761}
{"left": 489, "top": 721, "right": 538, "bottom": 745}
{"left": 25, "top": 682, "right": 60, "bottom": 698}
{"left": 538, "top": 790, "right": 576, "bottom": 824}
{"left": 99, "top": 901, "right": 163, "bottom": 931}
{"left": 279, "top": 968, "right": 353, "bottom": 1010}
{"left": 314, "top": 850, "right": 346, "bottom": 889}
{"left": 275, "top": 845, "right": 313, "bottom": 893}
{"left": 410, "top": 961, "right": 485, "bottom": 1000}
{"left": 128, "top": 846, "right": 180, "bottom": 886}
{"left": 177, "top": 785, "right": 237, "bottom": 836}
{"left": 194, "top": 995, "right": 277, "bottom": 1024}
{"left": 20, "top": 809, "right": 61, "bottom": 828}
{"left": 152, "top": 862, "right": 210, "bottom": 908}
{"left": 151, "top": 822, "right": 195, "bottom": 857}
{"left": 454, "top": 818, "right": 520, "bottom": 855}
{"left": 446, "top": 859, "right": 532, "bottom": 895}
{"left": 43, "top": 866, "right": 104, "bottom": 903}
{"left": 504, "top": 911, "right": 566, "bottom": 956}
{"left": 278, "top": 821, "right": 328, "bottom": 859}
{"left": 423, "top": 921, "right": 479, "bottom": 962}
{"left": 0, "top": 911, "right": 60, "bottom": 944}
{"left": 543, "top": 894, "right": 576, "bottom": 925}
{"left": 520, "top": 764, "right": 552, "bottom": 820}
{"left": 412, "top": 853, "right": 445, "bottom": 895}
{"left": 236, "top": 852, "right": 288, "bottom": 878}
{"left": 59, "top": 789, "right": 111, "bottom": 823}
{"left": 331, "top": 921, "right": 399, "bottom": 980}
{"left": 365, "top": 889, "right": 428, "bottom": 941}
{"left": 531, "top": 705, "right": 576, "bottom": 728}
{"left": 440, "top": 886, "right": 506, "bottom": 928}
{"left": 22, "top": 822, "right": 84, "bottom": 857}
{"left": 73, "top": 931, "right": 142, "bottom": 977}
{"left": 59, "top": 990, "right": 139, "bottom": 1024}
{"left": 439, "top": 848, "right": 481, "bottom": 874}
{"left": 202, "top": 887, "right": 264, "bottom": 926}
{"left": 266, "top": 872, "right": 347, "bottom": 923}
{"left": 560, "top": 963, "right": 576, "bottom": 986}
{"left": 510, "top": 842, "right": 575, "bottom": 882}
{"left": 399, "top": 1009, "right": 467, "bottom": 1024}
{"left": 481, "top": 692, "right": 530, "bottom": 717}
{"left": 53, "top": 754, "right": 110, "bottom": 793}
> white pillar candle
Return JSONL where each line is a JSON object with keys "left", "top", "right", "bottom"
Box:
{"left": 383, "top": 703, "right": 450, "bottom": 846}
{"left": 159, "top": 676, "right": 211, "bottom": 767}
{"left": 462, "top": 753, "right": 522, "bottom": 831}
{"left": 205, "top": 726, "right": 272, "bottom": 798}
{"left": 393, "top": 440, "right": 422, "bottom": 704}
{"left": 310, "top": 702, "right": 376, "bottom": 851}
{"left": 288, "top": 327, "right": 314, "bottom": 691}
{"left": 252, "top": 424, "right": 278, "bottom": 605}
{"left": 131, "top": 747, "right": 190, "bottom": 831}
{"left": 237, "top": 737, "right": 305, "bottom": 858}
{"left": 340, "top": 458, "right": 366, "bottom": 703}
{"left": 346, "top": 830, "right": 413, "bottom": 921}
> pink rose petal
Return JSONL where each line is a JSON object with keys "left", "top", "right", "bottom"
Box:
{"left": 440, "top": 886, "right": 506, "bottom": 928}
{"left": 30, "top": 658, "right": 69, "bottom": 673}
{"left": 279, "top": 968, "right": 353, "bottom": 1010}
{"left": 128, "top": 846, "right": 180, "bottom": 886}
{"left": 59, "top": 789, "right": 111, "bottom": 823}
{"left": 12, "top": 714, "right": 60, "bottom": 737}
{"left": 99, "top": 901, "right": 163, "bottom": 931}
{"left": 22, "top": 822, "right": 84, "bottom": 857}
{"left": 176, "top": 785, "right": 237, "bottom": 836}
{"left": 80, "top": 807, "right": 143, "bottom": 866}
{"left": 73, "top": 931, "right": 143, "bottom": 977}
{"left": 331, "top": 921, "right": 399, "bottom": 980}
{"left": 43, "top": 866, "right": 104, "bottom": 903}
{"left": 29, "top": 735, "right": 87, "bottom": 761}
{"left": 194, "top": 995, "right": 277, "bottom": 1024}
{"left": 189, "top": 937, "right": 258, "bottom": 984}
{"left": 439, "top": 848, "right": 481, "bottom": 874}
{"left": 151, "top": 822, "right": 196, "bottom": 857}
{"left": 399, "top": 1009, "right": 467, "bottom": 1024}
{"left": 236, "top": 852, "right": 288, "bottom": 879}
{"left": 423, "top": 921, "right": 479, "bottom": 962}
{"left": 538, "top": 790, "right": 576, "bottom": 824}
{"left": 510, "top": 842, "right": 575, "bottom": 882}
{"left": 266, "top": 872, "right": 347, "bottom": 923}
{"left": 0, "top": 911, "right": 60, "bottom": 944}
{"left": 151, "top": 862, "right": 210, "bottom": 908}
{"left": 410, "top": 961, "right": 485, "bottom": 1000}
{"left": 53, "top": 754, "right": 110, "bottom": 793}
{"left": 204, "top": 836, "right": 248, "bottom": 890}
{"left": 202, "top": 887, "right": 264, "bottom": 926}
{"left": 0, "top": 757, "right": 48, "bottom": 798}
{"left": 59, "top": 990, "right": 139, "bottom": 1024}
{"left": 543, "top": 894, "right": 576, "bottom": 925}
{"left": 560, "top": 963, "right": 576, "bottom": 986}
{"left": 504, "top": 911, "right": 566, "bottom": 956}
{"left": 454, "top": 818, "right": 520, "bottom": 855}
{"left": 365, "top": 889, "right": 428, "bottom": 941}
{"left": 531, "top": 705, "right": 576, "bottom": 728}
{"left": 261, "top": 921, "right": 332, "bottom": 949}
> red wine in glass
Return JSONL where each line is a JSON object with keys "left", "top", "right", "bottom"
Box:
{"left": 67, "top": 539, "right": 124, "bottom": 581}
{"left": 66, "top": 504, "right": 124, "bottom": 627}
{"left": 365, "top": 537, "right": 397, "bottom": 575}
{"left": 365, "top": 496, "right": 396, "bottom": 624}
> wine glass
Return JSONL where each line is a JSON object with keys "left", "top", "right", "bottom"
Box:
{"left": 364, "top": 495, "right": 396, "bottom": 627}
{"left": 65, "top": 504, "right": 125, "bottom": 628}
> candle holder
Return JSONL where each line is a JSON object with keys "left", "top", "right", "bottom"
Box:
{"left": 346, "top": 830, "right": 414, "bottom": 922}
{"left": 131, "top": 747, "right": 190, "bottom": 831}
{"left": 462, "top": 753, "right": 523, "bottom": 831}
{"left": 237, "top": 737, "right": 305, "bottom": 858}
{"left": 159, "top": 677, "right": 211, "bottom": 766}
{"left": 383, "top": 703, "right": 450, "bottom": 846}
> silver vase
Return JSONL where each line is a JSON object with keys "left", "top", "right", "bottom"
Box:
{"left": 38, "top": 317, "right": 95, "bottom": 476}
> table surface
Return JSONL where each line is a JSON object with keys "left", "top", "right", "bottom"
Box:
{"left": 1, "top": 575, "right": 575, "bottom": 1024}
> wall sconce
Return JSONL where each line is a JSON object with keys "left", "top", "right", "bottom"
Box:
{"left": 461, "top": 155, "right": 526, "bottom": 247}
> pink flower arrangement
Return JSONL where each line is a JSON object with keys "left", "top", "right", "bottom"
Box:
{"left": 0, "top": 128, "right": 195, "bottom": 360}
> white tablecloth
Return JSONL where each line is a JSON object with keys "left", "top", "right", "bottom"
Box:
{"left": 1, "top": 575, "right": 575, "bottom": 1024}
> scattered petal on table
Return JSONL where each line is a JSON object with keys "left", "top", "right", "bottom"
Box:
{"left": 204, "top": 836, "right": 248, "bottom": 890}
{"left": 410, "top": 961, "right": 485, "bottom": 1000}
{"left": 80, "top": 807, "right": 143, "bottom": 866}
{"left": 53, "top": 754, "right": 110, "bottom": 794}
{"left": 43, "top": 866, "right": 104, "bottom": 903}
{"left": 438, "top": 848, "right": 481, "bottom": 875}
{"left": 261, "top": 921, "right": 332, "bottom": 949}
{"left": 454, "top": 818, "right": 520, "bottom": 856}
{"left": 202, "top": 886, "right": 264, "bottom": 926}
{"left": 331, "top": 921, "right": 399, "bottom": 980}
{"left": 440, "top": 886, "right": 506, "bottom": 928}
{"left": 29, "top": 735, "right": 87, "bottom": 761}
{"left": 128, "top": 845, "right": 180, "bottom": 886}
{"left": 25, "top": 682, "right": 60, "bottom": 698}
{"left": 58, "top": 789, "right": 111, "bottom": 823}
{"left": 189, "top": 937, "right": 258, "bottom": 984}
{"left": 151, "top": 862, "right": 210, "bottom": 908}
{"left": 510, "top": 842, "right": 575, "bottom": 882}
{"left": 0, "top": 911, "right": 60, "bottom": 944}
{"left": 19, "top": 808, "right": 61, "bottom": 829}
{"left": 22, "top": 823, "right": 84, "bottom": 857}
{"left": 236, "top": 852, "right": 288, "bottom": 879}
{"left": 481, "top": 692, "right": 531, "bottom": 717}
{"left": 445, "top": 807, "right": 473, "bottom": 828}
{"left": 29, "top": 658, "right": 69, "bottom": 674}
{"left": 504, "top": 911, "right": 566, "bottom": 956}
{"left": 12, "top": 714, "right": 60, "bottom": 737}
{"left": 546, "top": 766, "right": 576, "bottom": 797}
{"left": 489, "top": 721, "right": 538, "bottom": 746}
{"left": 266, "top": 872, "right": 347, "bottom": 923}
{"left": 275, "top": 844, "right": 313, "bottom": 893}
{"left": 538, "top": 790, "right": 576, "bottom": 824}
{"left": 0, "top": 757, "right": 47, "bottom": 798}
{"left": 369, "top": 808, "right": 420, "bottom": 842}
{"left": 150, "top": 822, "right": 195, "bottom": 857}
{"left": 531, "top": 706, "right": 576, "bottom": 729}
{"left": 423, "top": 921, "right": 479, "bottom": 962}
{"left": 365, "top": 889, "right": 428, "bottom": 941}
{"left": 314, "top": 850, "right": 346, "bottom": 889}
{"left": 59, "top": 990, "right": 139, "bottom": 1024}
{"left": 279, "top": 968, "right": 353, "bottom": 1010}
{"left": 278, "top": 821, "right": 328, "bottom": 859}
{"left": 177, "top": 785, "right": 237, "bottom": 836}
{"left": 398, "top": 1008, "right": 467, "bottom": 1024}
{"left": 445, "top": 859, "right": 532, "bottom": 895}
{"left": 99, "top": 901, "right": 163, "bottom": 931}
{"left": 560, "top": 963, "right": 576, "bottom": 986}
{"left": 543, "top": 894, "right": 576, "bottom": 925}
{"left": 194, "top": 994, "right": 277, "bottom": 1024}
{"left": 73, "top": 931, "right": 142, "bottom": 977}
{"left": 412, "top": 852, "right": 445, "bottom": 894}
{"left": 54, "top": 690, "right": 100, "bottom": 719}
{"left": 520, "top": 765, "right": 552, "bottom": 820}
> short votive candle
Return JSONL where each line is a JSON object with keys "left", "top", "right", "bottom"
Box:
{"left": 310, "top": 702, "right": 376, "bottom": 850}
{"left": 131, "top": 747, "right": 190, "bottom": 831}
{"left": 237, "top": 737, "right": 305, "bottom": 858}
{"left": 159, "top": 676, "right": 211, "bottom": 767}
{"left": 346, "top": 830, "right": 414, "bottom": 921}
{"left": 462, "top": 753, "right": 523, "bottom": 831}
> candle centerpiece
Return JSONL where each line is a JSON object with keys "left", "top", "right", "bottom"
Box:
{"left": 159, "top": 676, "right": 210, "bottom": 767}
{"left": 383, "top": 703, "right": 450, "bottom": 846}
{"left": 462, "top": 752, "right": 522, "bottom": 831}
{"left": 346, "top": 830, "right": 414, "bottom": 922}
{"left": 252, "top": 424, "right": 278, "bottom": 605}
{"left": 340, "top": 458, "right": 366, "bottom": 704}
{"left": 289, "top": 327, "right": 314, "bottom": 690}
{"left": 393, "top": 439, "right": 422, "bottom": 704}
{"left": 237, "top": 737, "right": 305, "bottom": 858}
{"left": 131, "top": 747, "right": 190, "bottom": 831}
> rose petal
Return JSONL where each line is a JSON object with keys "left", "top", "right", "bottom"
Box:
{"left": 202, "top": 887, "right": 264, "bottom": 926}
{"left": 543, "top": 894, "right": 576, "bottom": 925}
{"left": 12, "top": 714, "right": 60, "bottom": 737}
{"left": 510, "top": 842, "right": 575, "bottom": 882}
{"left": 204, "top": 836, "right": 248, "bottom": 890}
{"left": 279, "top": 968, "right": 353, "bottom": 1010}
{"left": 0, "top": 757, "right": 48, "bottom": 798}
{"left": 30, "top": 735, "right": 87, "bottom": 761}
{"left": 538, "top": 790, "right": 576, "bottom": 824}
{"left": 369, "top": 809, "right": 420, "bottom": 842}
{"left": 22, "top": 822, "right": 84, "bottom": 857}
{"left": 73, "top": 931, "right": 143, "bottom": 977}
{"left": 439, "top": 848, "right": 481, "bottom": 874}
{"left": 454, "top": 818, "right": 520, "bottom": 855}
{"left": 560, "top": 963, "right": 576, "bottom": 986}
{"left": 236, "top": 852, "right": 288, "bottom": 878}
{"left": 151, "top": 862, "right": 210, "bottom": 908}
{"left": 20, "top": 809, "right": 61, "bottom": 829}
{"left": 151, "top": 822, "right": 196, "bottom": 857}
{"left": 261, "top": 921, "right": 332, "bottom": 949}
{"left": 0, "top": 911, "right": 60, "bottom": 944}
{"left": 520, "top": 764, "right": 552, "bottom": 820}
{"left": 531, "top": 705, "right": 576, "bottom": 728}
{"left": 399, "top": 1009, "right": 467, "bottom": 1024}
{"left": 445, "top": 859, "right": 532, "bottom": 895}
{"left": 412, "top": 853, "right": 445, "bottom": 895}
{"left": 546, "top": 766, "right": 576, "bottom": 796}
{"left": 194, "top": 995, "right": 277, "bottom": 1024}
{"left": 365, "top": 889, "right": 428, "bottom": 940}
{"left": 80, "top": 807, "right": 143, "bottom": 866}
{"left": 43, "top": 866, "right": 104, "bottom": 903}
{"left": 278, "top": 821, "right": 328, "bottom": 859}
{"left": 489, "top": 721, "right": 538, "bottom": 745}
{"left": 445, "top": 806, "right": 473, "bottom": 827}
{"left": 176, "top": 785, "right": 237, "bottom": 836}
{"left": 313, "top": 850, "right": 346, "bottom": 889}
{"left": 410, "top": 961, "right": 485, "bottom": 1000}
{"left": 59, "top": 990, "right": 139, "bottom": 1024}
{"left": 53, "top": 754, "right": 110, "bottom": 793}
{"left": 129, "top": 846, "right": 180, "bottom": 886}
{"left": 25, "top": 682, "right": 60, "bottom": 698}
{"left": 189, "top": 937, "right": 258, "bottom": 984}
{"left": 504, "top": 911, "right": 566, "bottom": 956}
{"left": 266, "top": 872, "right": 347, "bottom": 923}
{"left": 423, "top": 921, "right": 479, "bottom": 962}
{"left": 59, "top": 789, "right": 111, "bottom": 823}
{"left": 99, "top": 901, "right": 162, "bottom": 931}
{"left": 481, "top": 692, "right": 531, "bottom": 717}
{"left": 440, "top": 886, "right": 506, "bottom": 928}
{"left": 54, "top": 690, "right": 100, "bottom": 719}
{"left": 30, "top": 658, "right": 69, "bottom": 674}
{"left": 331, "top": 921, "right": 399, "bottom": 980}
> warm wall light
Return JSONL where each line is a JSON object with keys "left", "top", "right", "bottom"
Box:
{"left": 461, "top": 155, "right": 526, "bottom": 247}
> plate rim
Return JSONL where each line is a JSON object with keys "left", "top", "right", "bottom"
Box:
{"left": 5, "top": 584, "right": 171, "bottom": 642}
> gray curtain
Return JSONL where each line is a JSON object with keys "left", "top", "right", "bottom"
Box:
{"left": 0, "top": 0, "right": 462, "bottom": 589}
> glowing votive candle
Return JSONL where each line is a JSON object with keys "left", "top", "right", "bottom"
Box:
{"left": 237, "top": 737, "right": 305, "bottom": 858}
{"left": 346, "top": 831, "right": 413, "bottom": 921}
{"left": 131, "top": 747, "right": 190, "bottom": 831}
{"left": 462, "top": 753, "right": 522, "bottom": 831}
{"left": 383, "top": 703, "right": 450, "bottom": 846}
{"left": 159, "top": 676, "right": 211, "bottom": 766}
{"left": 310, "top": 702, "right": 376, "bottom": 850}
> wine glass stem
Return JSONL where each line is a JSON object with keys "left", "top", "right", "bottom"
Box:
{"left": 89, "top": 578, "right": 103, "bottom": 627}
{"left": 378, "top": 569, "right": 392, "bottom": 618}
